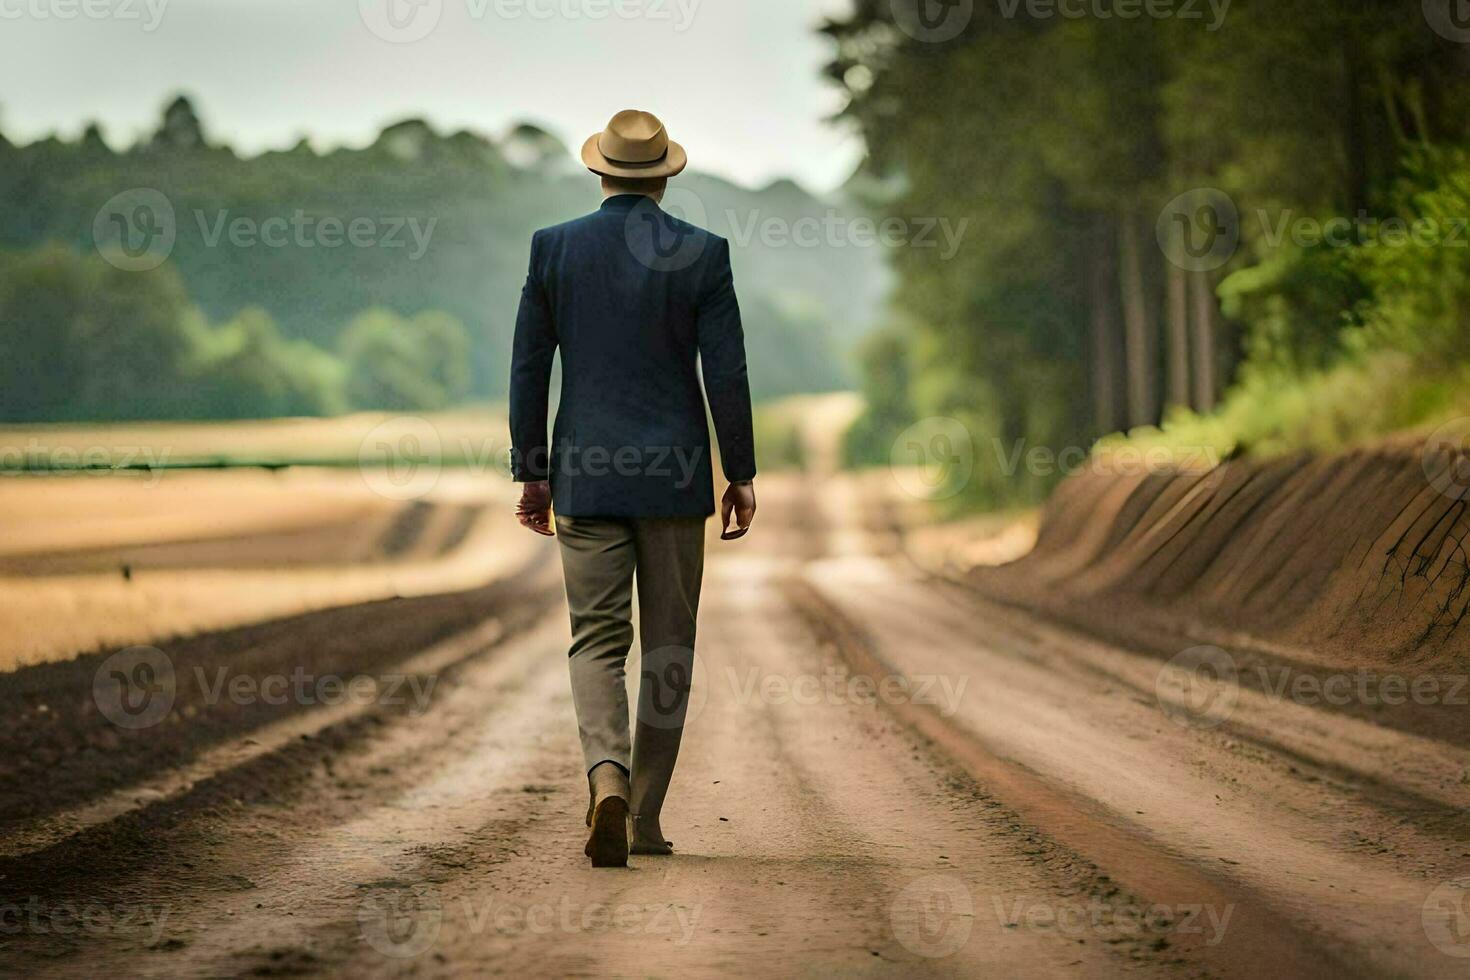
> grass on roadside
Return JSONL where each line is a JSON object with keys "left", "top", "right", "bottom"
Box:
{"left": 1101, "top": 350, "right": 1470, "bottom": 463}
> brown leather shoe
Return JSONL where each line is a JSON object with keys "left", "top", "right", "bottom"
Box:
{"left": 584, "top": 763, "right": 630, "bottom": 868}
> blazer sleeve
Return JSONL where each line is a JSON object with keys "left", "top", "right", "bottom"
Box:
{"left": 508, "top": 232, "right": 557, "bottom": 482}
{"left": 695, "top": 238, "right": 757, "bottom": 483}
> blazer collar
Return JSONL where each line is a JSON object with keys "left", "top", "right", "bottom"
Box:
{"left": 600, "top": 193, "right": 659, "bottom": 212}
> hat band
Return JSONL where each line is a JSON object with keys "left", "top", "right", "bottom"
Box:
{"left": 601, "top": 147, "right": 669, "bottom": 169}
{"left": 599, "top": 130, "right": 669, "bottom": 166}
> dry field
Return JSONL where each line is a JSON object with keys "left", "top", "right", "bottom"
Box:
{"left": 0, "top": 411, "right": 525, "bottom": 670}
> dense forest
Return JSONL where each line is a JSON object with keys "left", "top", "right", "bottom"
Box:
{"left": 827, "top": 0, "right": 1470, "bottom": 505}
{"left": 0, "top": 96, "right": 889, "bottom": 422}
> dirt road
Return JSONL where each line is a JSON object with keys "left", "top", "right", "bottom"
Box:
{"left": 2, "top": 469, "right": 1467, "bottom": 978}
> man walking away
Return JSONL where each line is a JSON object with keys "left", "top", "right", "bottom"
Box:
{"left": 509, "top": 109, "right": 757, "bottom": 867}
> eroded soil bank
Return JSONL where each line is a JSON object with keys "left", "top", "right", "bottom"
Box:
{"left": 942, "top": 445, "right": 1470, "bottom": 755}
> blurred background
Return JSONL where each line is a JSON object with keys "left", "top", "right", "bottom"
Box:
{"left": 4, "top": 1, "right": 1470, "bottom": 507}
{"left": 0, "top": 0, "right": 881, "bottom": 432}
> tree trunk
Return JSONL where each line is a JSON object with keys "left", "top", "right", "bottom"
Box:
{"left": 1117, "top": 211, "right": 1157, "bottom": 429}
{"left": 1088, "top": 228, "right": 1124, "bottom": 436}
{"left": 1165, "top": 249, "right": 1190, "bottom": 413}
{"left": 1339, "top": 37, "right": 1370, "bottom": 216}
{"left": 1189, "top": 269, "right": 1218, "bottom": 413}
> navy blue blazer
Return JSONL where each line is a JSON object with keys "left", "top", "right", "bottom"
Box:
{"left": 508, "top": 194, "right": 756, "bottom": 517}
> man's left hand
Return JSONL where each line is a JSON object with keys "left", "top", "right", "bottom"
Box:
{"left": 516, "top": 480, "right": 554, "bottom": 536}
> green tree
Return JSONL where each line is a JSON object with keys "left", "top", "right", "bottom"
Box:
{"left": 0, "top": 246, "right": 349, "bottom": 423}
{"left": 188, "top": 307, "right": 347, "bottom": 419}
{"left": 338, "top": 307, "right": 472, "bottom": 411}
{"left": 0, "top": 245, "right": 199, "bottom": 420}
{"left": 822, "top": 0, "right": 1470, "bottom": 506}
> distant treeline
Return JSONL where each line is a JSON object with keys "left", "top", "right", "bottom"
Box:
{"left": 0, "top": 96, "right": 887, "bottom": 422}
{"left": 0, "top": 246, "right": 471, "bottom": 422}
{"left": 827, "top": 0, "right": 1470, "bottom": 504}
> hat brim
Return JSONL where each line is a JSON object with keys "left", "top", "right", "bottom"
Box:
{"left": 580, "top": 132, "right": 687, "bottom": 180}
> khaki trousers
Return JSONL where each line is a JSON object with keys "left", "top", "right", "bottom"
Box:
{"left": 555, "top": 514, "right": 706, "bottom": 824}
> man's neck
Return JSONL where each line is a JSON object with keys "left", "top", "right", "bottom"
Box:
{"left": 603, "top": 191, "right": 662, "bottom": 202}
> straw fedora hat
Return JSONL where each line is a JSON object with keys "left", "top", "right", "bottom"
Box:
{"left": 581, "top": 109, "right": 687, "bottom": 180}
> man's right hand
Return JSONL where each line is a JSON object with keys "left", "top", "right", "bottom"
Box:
{"left": 516, "top": 480, "right": 554, "bottom": 536}
{"left": 720, "top": 481, "right": 756, "bottom": 540}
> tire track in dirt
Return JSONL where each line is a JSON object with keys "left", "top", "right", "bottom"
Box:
{"left": 793, "top": 552, "right": 1469, "bottom": 979}
{"left": 0, "top": 547, "right": 560, "bottom": 826}
{"left": 0, "top": 613, "right": 575, "bottom": 977}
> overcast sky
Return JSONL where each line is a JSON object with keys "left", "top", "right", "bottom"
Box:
{"left": 0, "top": 0, "right": 863, "bottom": 192}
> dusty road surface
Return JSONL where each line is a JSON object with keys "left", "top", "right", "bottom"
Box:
{"left": 2, "top": 464, "right": 1468, "bottom": 978}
